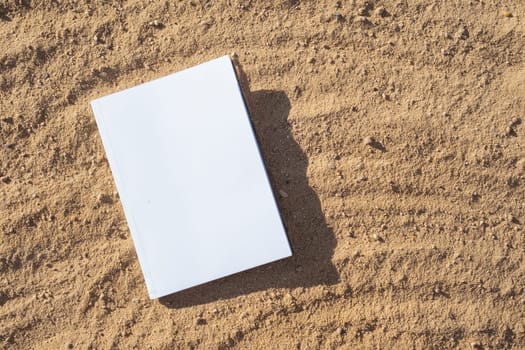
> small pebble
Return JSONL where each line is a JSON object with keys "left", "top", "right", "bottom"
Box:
{"left": 455, "top": 26, "right": 469, "bottom": 40}
{"left": 507, "top": 176, "right": 519, "bottom": 188}
{"left": 507, "top": 214, "right": 519, "bottom": 224}
{"left": 333, "top": 12, "right": 344, "bottom": 22}
{"left": 149, "top": 20, "right": 164, "bottom": 28}
{"left": 363, "top": 136, "right": 375, "bottom": 146}
{"left": 195, "top": 317, "right": 206, "bottom": 326}
{"left": 470, "top": 341, "right": 482, "bottom": 349}
{"left": 502, "top": 10, "right": 512, "bottom": 18}
{"left": 375, "top": 6, "right": 387, "bottom": 17}
{"left": 372, "top": 233, "right": 382, "bottom": 241}
{"left": 357, "top": 7, "right": 368, "bottom": 16}
{"left": 357, "top": 175, "right": 368, "bottom": 182}
{"left": 1, "top": 176, "right": 11, "bottom": 184}
{"left": 279, "top": 189, "right": 289, "bottom": 198}
{"left": 336, "top": 327, "right": 345, "bottom": 336}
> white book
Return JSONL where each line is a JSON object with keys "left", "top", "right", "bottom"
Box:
{"left": 90, "top": 56, "right": 292, "bottom": 299}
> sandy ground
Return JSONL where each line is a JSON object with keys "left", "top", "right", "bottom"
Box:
{"left": 1, "top": 0, "right": 525, "bottom": 349}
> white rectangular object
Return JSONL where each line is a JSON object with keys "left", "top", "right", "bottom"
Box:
{"left": 90, "top": 56, "right": 292, "bottom": 299}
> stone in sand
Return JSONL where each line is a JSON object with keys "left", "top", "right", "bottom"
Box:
{"left": 363, "top": 136, "right": 375, "bottom": 146}
{"left": 375, "top": 6, "right": 388, "bottom": 17}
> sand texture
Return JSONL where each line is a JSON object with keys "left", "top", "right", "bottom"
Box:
{"left": 1, "top": 1, "right": 525, "bottom": 349}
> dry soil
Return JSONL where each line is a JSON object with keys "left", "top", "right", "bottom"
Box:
{"left": 1, "top": 0, "right": 525, "bottom": 349}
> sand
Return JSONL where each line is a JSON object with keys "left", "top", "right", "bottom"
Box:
{"left": 1, "top": 1, "right": 524, "bottom": 349}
